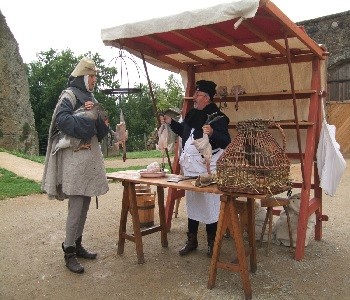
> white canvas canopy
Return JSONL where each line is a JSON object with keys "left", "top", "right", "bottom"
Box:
{"left": 102, "top": 0, "right": 260, "bottom": 72}
{"left": 101, "top": 0, "right": 327, "bottom": 153}
{"left": 102, "top": 1, "right": 260, "bottom": 40}
{"left": 101, "top": 0, "right": 324, "bottom": 76}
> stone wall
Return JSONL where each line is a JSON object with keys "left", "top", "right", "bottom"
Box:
{"left": 298, "top": 10, "right": 350, "bottom": 68}
{"left": 299, "top": 11, "right": 350, "bottom": 153}
{"left": 0, "top": 10, "right": 39, "bottom": 155}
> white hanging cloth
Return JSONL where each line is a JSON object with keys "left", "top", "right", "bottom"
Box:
{"left": 316, "top": 99, "right": 346, "bottom": 196}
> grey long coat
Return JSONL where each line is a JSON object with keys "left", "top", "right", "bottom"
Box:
{"left": 41, "top": 90, "right": 109, "bottom": 200}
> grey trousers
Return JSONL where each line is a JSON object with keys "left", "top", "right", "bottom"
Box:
{"left": 64, "top": 195, "right": 91, "bottom": 247}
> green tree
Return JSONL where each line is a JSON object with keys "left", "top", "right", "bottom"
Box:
{"left": 111, "top": 76, "right": 184, "bottom": 151}
{"left": 26, "top": 49, "right": 184, "bottom": 154}
{"left": 155, "top": 74, "right": 184, "bottom": 112}
{"left": 114, "top": 84, "right": 156, "bottom": 150}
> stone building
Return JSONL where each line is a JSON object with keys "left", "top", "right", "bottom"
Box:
{"left": 298, "top": 10, "right": 350, "bottom": 153}
{"left": 0, "top": 10, "right": 39, "bottom": 155}
{"left": 298, "top": 10, "right": 350, "bottom": 102}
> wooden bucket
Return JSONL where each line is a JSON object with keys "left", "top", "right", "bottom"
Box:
{"left": 135, "top": 184, "right": 151, "bottom": 193}
{"left": 135, "top": 192, "right": 156, "bottom": 227}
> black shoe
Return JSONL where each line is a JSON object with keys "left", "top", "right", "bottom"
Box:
{"left": 75, "top": 236, "right": 97, "bottom": 259}
{"left": 76, "top": 246, "right": 97, "bottom": 259}
{"left": 207, "top": 234, "right": 215, "bottom": 258}
{"left": 179, "top": 232, "right": 198, "bottom": 256}
{"left": 62, "top": 243, "right": 84, "bottom": 273}
{"left": 64, "top": 253, "right": 85, "bottom": 273}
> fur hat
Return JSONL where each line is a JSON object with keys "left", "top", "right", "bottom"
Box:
{"left": 71, "top": 57, "right": 98, "bottom": 77}
{"left": 195, "top": 80, "right": 217, "bottom": 100}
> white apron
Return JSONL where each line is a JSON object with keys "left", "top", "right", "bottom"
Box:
{"left": 179, "top": 131, "right": 223, "bottom": 224}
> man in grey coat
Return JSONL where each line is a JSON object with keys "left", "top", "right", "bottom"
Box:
{"left": 42, "top": 57, "right": 109, "bottom": 274}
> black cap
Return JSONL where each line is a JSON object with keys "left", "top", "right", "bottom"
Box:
{"left": 195, "top": 80, "right": 217, "bottom": 100}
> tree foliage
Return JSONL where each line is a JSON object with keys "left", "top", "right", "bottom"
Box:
{"left": 26, "top": 49, "right": 119, "bottom": 153}
{"left": 155, "top": 74, "right": 184, "bottom": 112}
{"left": 26, "top": 48, "right": 184, "bottom": 154}
{"left": 114, "top": 85, "right": 155, "bottom": 150}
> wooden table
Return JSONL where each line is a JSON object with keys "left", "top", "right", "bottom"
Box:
{"left": 107, "top": 171, "right": 259, "bottom": 299}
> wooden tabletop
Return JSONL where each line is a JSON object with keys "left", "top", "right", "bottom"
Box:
{"left": 107, "top": 171, "right": 222, "bottom": 194}
{"left": 107, "top": 171, "right": 272, "bottom": 200}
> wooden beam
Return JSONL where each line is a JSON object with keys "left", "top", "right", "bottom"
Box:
{"left": 117, "top": 39, "right": 187, "bottom": 71}
{"left": 172, "top": 30, "right": 238, "bottom": 65}
{"left": 203, "top": 24, "right": 265, "bottom": 62}
{"left": 262, "top": 1, "right": 325, "bottom": 59}
{"left": 144, "top": 35, "right": 215, "bottom": 68}
{"left": 194, "top": 53, "right": 315, "bottom": 73}
{"left": 241, "top": 19, "right": 287, "bottom": 56}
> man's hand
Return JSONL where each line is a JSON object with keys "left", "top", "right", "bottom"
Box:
{"left": 160, "top": 114, "right": 172, "bottom": 125}
{"left": 84, "top": 100, "right": 94, "bottom": 110}
{"left": 165, "top": 115, "right": 172, "bottom": 124}
{"left": 202, "top": 124, "right": 213, "bottom": 136}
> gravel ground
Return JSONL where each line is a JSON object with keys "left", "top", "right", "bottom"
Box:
{"left": 0, "top": 152, "right": 349, "bottom": 300}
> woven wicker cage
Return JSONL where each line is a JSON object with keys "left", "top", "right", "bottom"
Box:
{"left": 216, "top": 119, "right": 291, "bottom": 195}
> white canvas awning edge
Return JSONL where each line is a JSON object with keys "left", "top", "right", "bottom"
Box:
{"left": 101, "top": 0, "right": 259, "bottom": 43}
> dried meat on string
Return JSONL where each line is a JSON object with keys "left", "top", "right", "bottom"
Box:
{"left": 112, "top": 110, "right": 128, "bottom": 161}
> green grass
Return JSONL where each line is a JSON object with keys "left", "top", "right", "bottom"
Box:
{"left": 106, "top": 165, "right": 147, "bottom": 173}
{"left": 105, "top": 150, "right": 165, "bottom": 160}
{"left": 106, "top": 163, "right": 171, "bottom": 173}
{"left": 0, "top": 149, "right": 170, "bottom": 199}
{"left": 1, "top": 148, "right": 166, "bottom": 164}
{"left": 0, "top": 168, "right": 42, "bottom": 200}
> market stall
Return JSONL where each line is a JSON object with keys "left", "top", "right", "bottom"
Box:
{"left": 101, "top": 0, "right": 328, "bottom": 261}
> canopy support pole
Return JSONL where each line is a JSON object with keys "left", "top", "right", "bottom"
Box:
{"left": 140, "top": 51, "right": 173, "bottom": 173}
{"left": 284, "top": 35, "right": 306, "bottom": 186}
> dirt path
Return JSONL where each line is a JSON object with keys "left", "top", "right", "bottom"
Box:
{"left": 0, "top": 152, "right": 349, "bottom": 300}
{"left": 0, "top": 152, "right": 165, "bottom": 182}
{"left": 0, "top": 152, "right": 45, "bottom": 182}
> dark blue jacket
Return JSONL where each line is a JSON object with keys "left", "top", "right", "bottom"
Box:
{"left": 55, "top": 76, "right": 108, "bottom": 142}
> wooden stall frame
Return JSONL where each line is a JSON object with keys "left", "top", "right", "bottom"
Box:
{"left": 102, "top": 0, "right": 329, "bottom": 261}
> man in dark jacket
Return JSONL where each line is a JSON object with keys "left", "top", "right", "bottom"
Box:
{"left": 163, "top": 80, "right": 231, "bottom": 257}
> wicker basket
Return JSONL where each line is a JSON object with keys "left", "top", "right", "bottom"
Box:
{"left": 216, "top": 119, "right": 291, "bottom": 195}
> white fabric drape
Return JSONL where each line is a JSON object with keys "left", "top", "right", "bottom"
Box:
{"left": 316, "top": 101, "right": 346, "bottom": 196}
